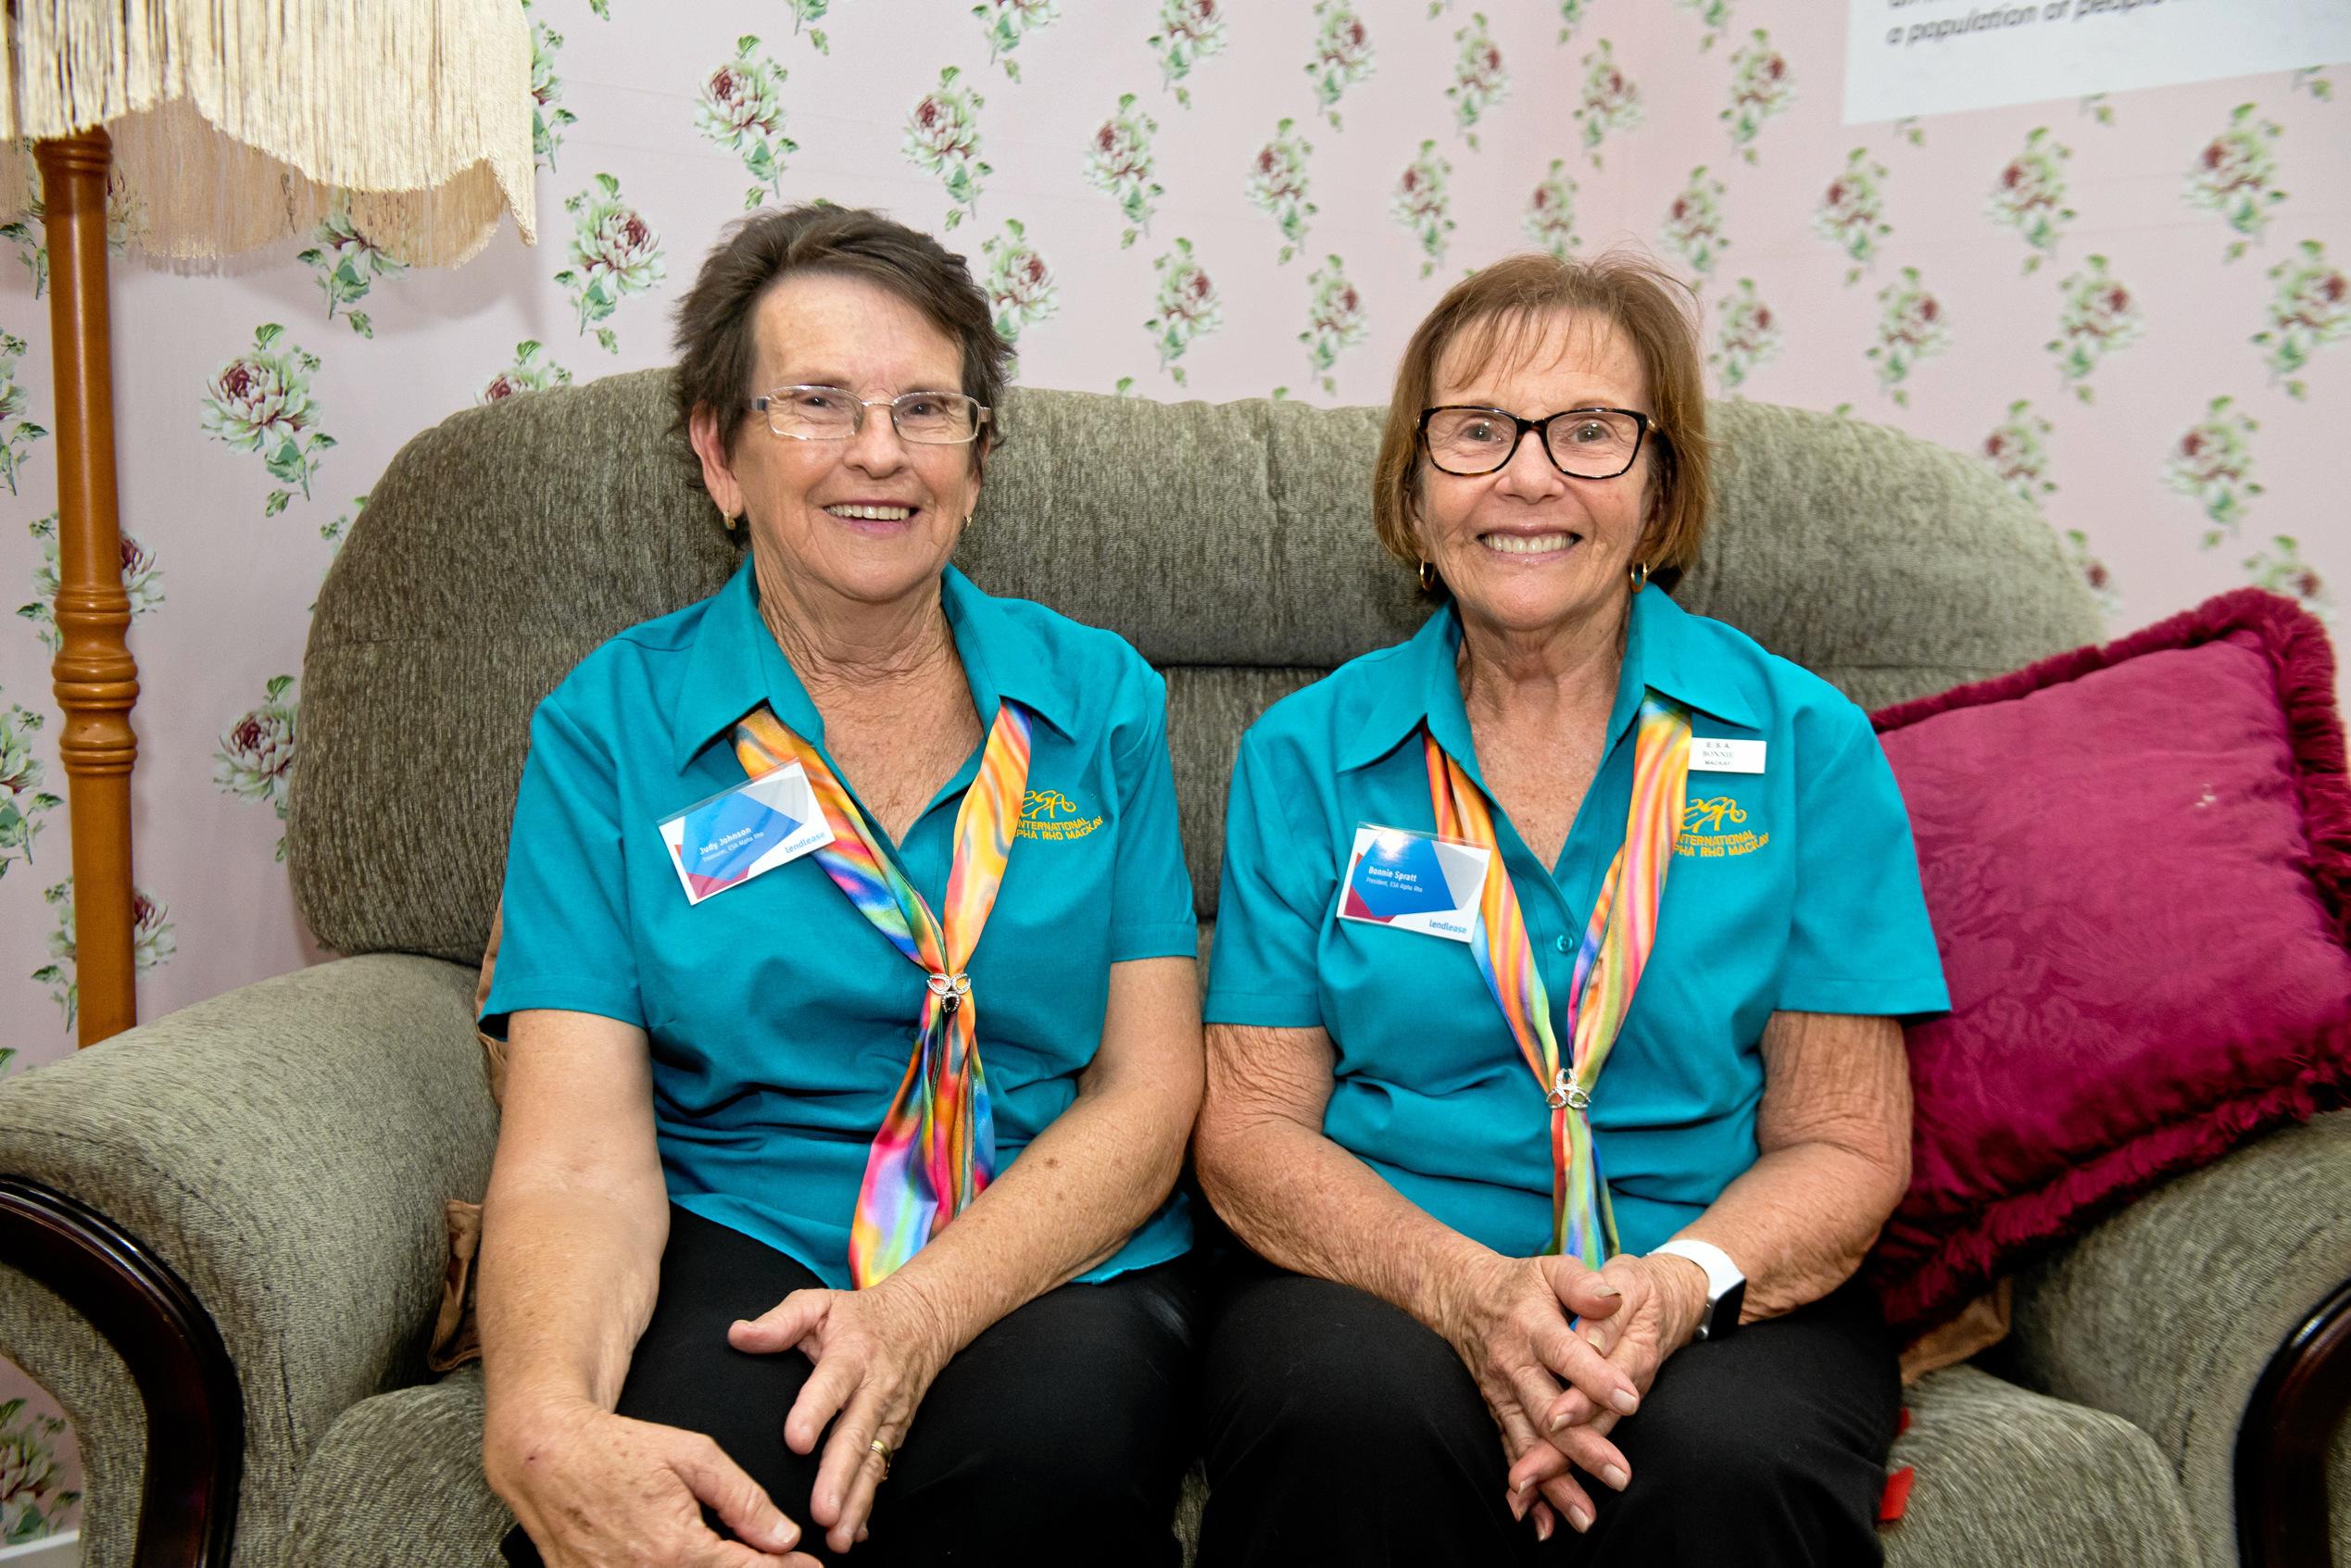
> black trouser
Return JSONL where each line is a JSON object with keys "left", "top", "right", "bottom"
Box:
{"left": 502, "top": 1205, "right": 1201, "bottom": 1567}
{"left": 1194, "top": 1255, "right": 1901, "bottom": 1568}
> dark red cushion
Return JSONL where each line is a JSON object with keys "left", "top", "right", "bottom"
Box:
{"left": 1864, "top": 588, "right": 2351, "bottom": 1336}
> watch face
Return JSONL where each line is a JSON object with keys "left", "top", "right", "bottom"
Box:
{"left": 1714, "top": 1278, "right": 1746, "bottom": 1337}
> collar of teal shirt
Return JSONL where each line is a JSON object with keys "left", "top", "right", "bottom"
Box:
{"left": 1336, "top": 586, "right": 1765, "bottom": 782}
{"left": 669, "top": 558, "right": 1080, "bottom": 771}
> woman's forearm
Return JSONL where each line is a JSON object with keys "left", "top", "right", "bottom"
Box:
{"left": 477, "top": 1009, "right": 673, "bottom": 1460}
{"left": 1676, "top": 1009, "right": 1911, "bottom": 1322}
{"left": 1197, "top": 1022, "right": 1501, "bottom": 1335}
{"left": 878, "top": 956, "right": 1201, "bottom": 1356}
{"left": 1198, "top": 1106, "right": 1501, "bottom": 1332}
{"left": 1677, "top": 1139, "right": 1903, "bottom": 1320}
{"left": 884, "top": 1073, "right": 1184, "bottom": 1353}
{"left": 478, "top": 1179, "right": 670, "bottom": 1437}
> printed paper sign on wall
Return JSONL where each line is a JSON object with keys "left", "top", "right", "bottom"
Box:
{"left": 1845, "top": 0, "right": 2351, "bottom": 123}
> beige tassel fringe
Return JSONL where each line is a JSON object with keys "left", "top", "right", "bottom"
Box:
{"left": 0, "top": 0, "right": 535, "bottom": 267}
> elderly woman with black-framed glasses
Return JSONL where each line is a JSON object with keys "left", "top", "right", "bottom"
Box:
{"left": 1192, "top": 251, "right": 1949, "bottom": 1566}
{"left": 473, "top": 204, "right": 1204, "bottom": 1567}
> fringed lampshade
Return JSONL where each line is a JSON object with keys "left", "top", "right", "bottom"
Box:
{"left": 0, "top": 0, "right": 534, "bottom": 1045}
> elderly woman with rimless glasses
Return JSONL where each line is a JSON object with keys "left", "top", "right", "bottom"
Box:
{"left": 474, "top": 206, "right": 1203, "bottom": 1567}
{"left": 1192, "top": 252, "right": 1949, "bottom": 1567}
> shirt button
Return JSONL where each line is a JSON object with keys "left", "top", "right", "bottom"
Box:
{"left": 1554, "top": 935, "right": 1571, "bottom": 953}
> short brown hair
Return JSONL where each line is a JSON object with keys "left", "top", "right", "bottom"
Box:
{"left": 1371, "top": 251, "right": 1711, "bottom": 593}
{"left": 670, "top": 204, "right": 1012, "bottom": 483}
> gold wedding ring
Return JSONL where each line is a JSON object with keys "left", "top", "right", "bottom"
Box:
{"left": 870, "top": 1436, "right": 893, "bottom": 1479}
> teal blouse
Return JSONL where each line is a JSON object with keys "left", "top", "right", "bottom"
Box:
{"left": 1204, "top": 588, "right": 1948, "bottom": 1258}
{"left": 484, "top": 560, "right": 1199, "bottom": 1287}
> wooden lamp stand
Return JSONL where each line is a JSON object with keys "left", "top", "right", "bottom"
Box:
{"left": 35, "top": 128, "right": 139, "bottom": 1047}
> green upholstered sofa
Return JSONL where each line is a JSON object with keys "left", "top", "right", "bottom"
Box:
{"left": 0, "top": 374, "right": 2345, "bottom": 1568}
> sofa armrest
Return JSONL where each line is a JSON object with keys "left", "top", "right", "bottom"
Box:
{"left": 0, "top": 954, "right": 494, "bottom": 1568}
{"left": 1998, "top": 1110, "right": 2351, "bottom": 1568}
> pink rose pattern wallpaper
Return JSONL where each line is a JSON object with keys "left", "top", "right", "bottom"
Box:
{"left": 0, "top": 2, "right": 2343, "bottom": 1534}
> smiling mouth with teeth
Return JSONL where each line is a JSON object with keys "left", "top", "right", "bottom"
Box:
{"left": 1479, "top": 532, "right": 1580, "bottom": 555}
{"left": 825, "top": 504, "right": 916, "bottom": 521}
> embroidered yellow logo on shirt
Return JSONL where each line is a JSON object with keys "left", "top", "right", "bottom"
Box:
{"left": 1016, "top": 787, "right": 1103, "bottom": 842}
{"left": 1677, "top": 796, "right": 1768, "bottom": 859}
{"left": 1683, "top": 797, "right": 1747, "bottom": 832}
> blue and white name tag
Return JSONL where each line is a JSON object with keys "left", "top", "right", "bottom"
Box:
{"left": 1336, "top": 824, "right": 1492, "bottom": 944}
{"left": 659, "top": 764, "right": 834, "bottom": 905}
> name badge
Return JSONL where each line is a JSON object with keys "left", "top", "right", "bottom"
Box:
{"left": 1336, "top": 824, "right": 1492, "bottom": 945}
{"left": 1691, "top": 737, "right": 1766, "bottom": 774}
{"left": 659, "top": 764, "right": 835, "bottom": 905}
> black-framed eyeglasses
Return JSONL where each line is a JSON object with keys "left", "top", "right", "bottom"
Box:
{"left": 750, "top": 385, "right": 991, "bottom": 445}
{"left": 1418, "top": 405, "right": 1652, "bottom": 479}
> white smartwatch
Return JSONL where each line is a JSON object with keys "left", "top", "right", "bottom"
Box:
{"left": 1649, "top": 1238, "right": 1746, "bottom": 1342}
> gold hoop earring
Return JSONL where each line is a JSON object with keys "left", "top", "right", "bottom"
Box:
{"left": 1418, "top": 559, "right": 1438, "bottom": 593}
{"left": 722, "top": 510, "right": 738, "bottom": 533}
{"left": 1628, "top": 560, "right": 1650, "bottom": 593}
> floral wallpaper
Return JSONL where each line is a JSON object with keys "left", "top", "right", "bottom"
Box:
{"left": 0, "top": 1, "right": 2343, "bottom": 1537}
{"left": 0, "top": 1396, "right": 80, "bottom": 1546}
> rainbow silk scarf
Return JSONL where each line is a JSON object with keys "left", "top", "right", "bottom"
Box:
{"left": 1424, "top": 695, "right": 1691, "bottom": 1268}
{"left": 734, "top": 700, "right": 1034, "bottom": 1287}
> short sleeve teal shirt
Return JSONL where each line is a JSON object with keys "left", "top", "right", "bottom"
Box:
{"left": 1204, "top": 588, "right": 1949, "bottom": 1259}
{"left": 484, "top": 559, "right": 1199, "bottom": 1288}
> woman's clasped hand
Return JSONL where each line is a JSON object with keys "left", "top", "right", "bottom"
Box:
{"left": 1438, "top": 1252, "right": 1641, "bottom": 1537}
{"left": 1495, "top": 1251, "right": 1720, "bottom": 1527}
{"left": 723, "top": 1277, "right": 952, "bottom": 1554}
{"left": 485, "top": 1398, "right": 820, "bottom": 1568}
